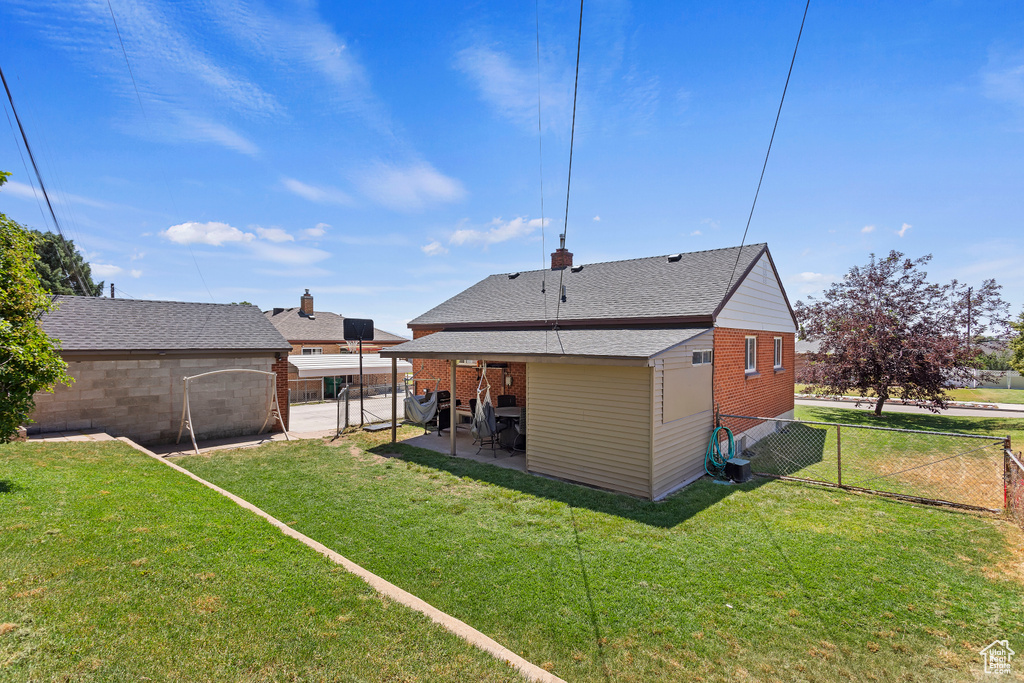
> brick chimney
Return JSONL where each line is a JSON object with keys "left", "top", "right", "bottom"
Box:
{"left": 300, "top": 289, "right": 314, "bottom": 316}
{"left": 551, "top": 233, "right": 573, "bottom": 270}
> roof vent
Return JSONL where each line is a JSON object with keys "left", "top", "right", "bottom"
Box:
{"left": 667, "top": 253, "right": 682, "bottom": 263}
{"left": 508, "top": 272, "right": 520, "bottom": 279}
{"left": 273, "top": 307, "right": 284, "bottom": 315}
{"left": 570, "top": 265, "right": 584, "bottom": 273}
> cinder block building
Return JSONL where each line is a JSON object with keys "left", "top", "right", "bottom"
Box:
{"left": 30, "top": 297, "right": 292, "bottom": 444}
{"left": 383, "top": 243, "right": 796, "bottom": 500}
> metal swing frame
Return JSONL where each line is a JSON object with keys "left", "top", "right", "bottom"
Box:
{"left": 176, "top": 369, "right": 289, "bottom": 455}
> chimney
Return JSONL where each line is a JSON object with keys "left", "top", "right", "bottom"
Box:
{"left": 300, "top": 289, "right": 314, "bottom": 316}
{"left": 551, "top": 233, "right": 573, "bottom": 270}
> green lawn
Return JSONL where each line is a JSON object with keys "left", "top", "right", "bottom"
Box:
{"left": 0, "top": 440, "right": 519, "bottom": 682}
{"left": 728, "top": 406, "right": 1022, "bottom": 509}
{"left": 796, "top": 383, "right": 1024, "bottom": 405}
{"left": 175, "top": 426, "right": 1024, "bottom": 682}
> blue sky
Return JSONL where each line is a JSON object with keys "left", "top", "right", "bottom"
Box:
{"left": 2, "top": 0, "right": 1023, "bottom": 337}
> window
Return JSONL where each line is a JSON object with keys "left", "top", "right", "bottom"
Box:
{"left": 692, "top": 349, "right": 713, "bottom": 365}
{"left": 302, "top": 347, "right": 323, "bottom": 355}
{"left": 745, "top": 336, "right": 757, "bottom": 373}
{"left": 774, "top": 337, "right": 783, "bottom": 369}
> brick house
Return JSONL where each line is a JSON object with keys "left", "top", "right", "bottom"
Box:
{"left": 31, "top": 297, "right": 292, "bottom": 444}
{"left": 265, "top": 290, "right": 408, "bottom": 397}
{"left": 381, "top": 243, "right": 796, "bottom": 500}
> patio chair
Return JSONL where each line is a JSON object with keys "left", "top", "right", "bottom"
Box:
{"left": 496, "top": 394, "right": 517, "bottom": 407}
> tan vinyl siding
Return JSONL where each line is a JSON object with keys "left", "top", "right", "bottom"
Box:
{"left": 716, "top": 253, "right": 797, "bottom": 333}
{"left": 651, "top": 331, "right": 715, "bottom": 499}
{"left": 526, "top": 363, "right": 652, "bottom": 498}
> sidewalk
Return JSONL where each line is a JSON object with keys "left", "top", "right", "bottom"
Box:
{"left": 796, "top": 394, "right": 1024, "bottom": 417}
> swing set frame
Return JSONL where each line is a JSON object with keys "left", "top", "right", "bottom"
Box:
{"left": 176, "top": 368, "right": 289, "bottom": 454}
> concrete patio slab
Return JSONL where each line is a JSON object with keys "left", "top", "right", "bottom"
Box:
{"left": 401, "top": 428, "right": 526, "bottom": 473}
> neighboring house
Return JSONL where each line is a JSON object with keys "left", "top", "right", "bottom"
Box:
{"left": 265, "top": 289, "right": 407, "bottom": 356}
{"left": 381, "top": 242, "right": 797, "bottom": 500}
{"left": 31, "top": 297, "right": 292, "bottom": 444}
{"left": 265, "top": 289, "right": 409, "bottom": 399}
{"left": 794, "top": 338, "right": 820, "bottom": 381}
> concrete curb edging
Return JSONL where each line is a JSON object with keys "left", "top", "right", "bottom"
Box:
{"left": 115, "top": 437, "right": 565, "bottom": 683}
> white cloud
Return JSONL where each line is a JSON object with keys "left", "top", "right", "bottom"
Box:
{"left": 161, "top": 221, "right": 255, "bottom": 246}
{"left": 90, "top": 263, "right": 123, "bottom": 277}
{"left": 454, "top": 45, "right": 569, "bottom": 132}
{"left": 791, "top": 272, "right": 828, "bottom": 283}
{"left": 355, "top": 162, "right": 466, "bottom": 212}
{"left": 861, "top": 224, "right": 875, "bottom": 234}
{"left": 421, "top": 241, "right": 449, "bottom": 256}
{"left": 175, "top": 114, "right": 259, "bottom": 156}
{"left": 593, "top": 215, "right": 601, "bottom": 222}
{"left": 130, "top": 269, "right": 143, "bottom": 278}
{"left": 130, "top": 250, "right": 145, "bottom": 261}
{"left": 701, "top": 218, "right": 720, "bottom": 231}
{"left": 282, "top": 177, "right": 353, "bottom": 205}
{"left": 983, "top": 51, "right": 1024, "bottom": 109}
{"left": 255, "top": 226, "right": 295, "bottom": 243}
{"left": 3, "top": 180, "right": 110, "bottom": 209}
{"left": 450, "top": 217, "right": 547, "bottom": 247}
{"left": 247, "top": 241, "right": 331, "bottom": 266}
{"left": 689, "top": 230, "right": 702, "bottom": 237}
{"left": 896, "top": 223, "right": 912, "bottom": 238}
{"left": 301, "top": 223, "right": 329, "bottom": 239}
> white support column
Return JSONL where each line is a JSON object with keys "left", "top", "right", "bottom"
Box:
{"left": 450, "top": 359, "right": 457, "bottom": 456}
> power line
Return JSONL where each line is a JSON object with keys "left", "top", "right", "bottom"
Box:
{"left": 1, "top": 64, "right": 93, "bottom": 296}
{"left": 724, "top": 0, "right": 811, "bottom": 296}
{"left": 535, "top": 0, "right": 548, "bottom": 319}
{"left": 103, "top": 0, "right": 215, "bottom": 305}
{"left": 554, "top": 0, "right": 584, "bottom": 326}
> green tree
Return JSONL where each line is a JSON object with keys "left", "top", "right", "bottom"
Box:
{"left": 1009, "top": 310, "right": 1024, "bottom": 375}
{"left": 29, "top": 229, "right": 103, "bottom": 296}
{"left": 0, "top": 171, "right": 72, "bottom": 441}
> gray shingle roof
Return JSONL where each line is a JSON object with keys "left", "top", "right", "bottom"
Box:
{"left": 379, "top": 327, "right": 712, "bottom": 361}
{"left": 265, "top": 308, "right": 407, "bottom": 343}
{"left": 409, "top": 243, "right": 769, "bottom": 327}
{"left": 41, "top": 296, "right": 292, "bottom": 352}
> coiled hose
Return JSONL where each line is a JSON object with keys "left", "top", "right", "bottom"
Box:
{"left": 704, "top": 425, "right": 735, "bottom": 478}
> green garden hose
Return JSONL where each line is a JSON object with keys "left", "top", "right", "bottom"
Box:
{"left": 705, "top": 426, "right": 735, "bottom": 478}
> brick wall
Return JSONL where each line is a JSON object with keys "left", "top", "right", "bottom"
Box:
{"left": 272, "top": 354, "right": 290, "bottom": 431}
{"left": 289, "top": 341, "right": 405, "bottom": 355}
{"left": 31, "top": 354, "right": 285, "bottom": 444}
{"left": 712, "top": 328, "right": 795, "bottom": 421}
{"left": 411, "top": 359, "right": 526, "bottom": 408}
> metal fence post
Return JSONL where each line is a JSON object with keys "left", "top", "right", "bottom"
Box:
{"left": 836, "top": 424, "right": 842, "bottom": 487}
{"left": 344, "top": 387, "right": 350, "bottom": 430}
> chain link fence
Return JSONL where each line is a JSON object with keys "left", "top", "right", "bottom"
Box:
{"left": 1006, "top": 450, "right": 1024, "bottom": 528}
{"left": 333, "top": 380, "right": 408, "bottom": 431}
{"left": 288, "top": 378, "right": 323, "bottom": 404}
{"left": 718, "top": 414, "right": 1009, "bottom": 511}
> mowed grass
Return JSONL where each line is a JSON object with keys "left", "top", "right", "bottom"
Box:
{"left": 177, "top": 426, "right": 1024, "bottom": 682}
{"left": 737, "top": 406, "right": 1023, "bottom": 509}
{"left": 0, "top": 440, "right": 519, "bottom": 682}
{"left": 795, "top": 383, "right": 1024, "bottom": 405}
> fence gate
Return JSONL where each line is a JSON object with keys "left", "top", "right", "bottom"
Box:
{"left": 718, "top": 414, "right": 1010, "bottom": 512}
{"left": 288, "top": 378, "right": 323, "bottom": 405}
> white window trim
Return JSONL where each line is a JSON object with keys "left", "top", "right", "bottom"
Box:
{"left": 301, "top": 347, "right": 323, "bottom": 355}
{"left": 745, "top": 336, "right": 757, "bottom": 374}
{"left": 692, "top": 349, "right": 713, "bottom": 366}
{"left": 774, "top": 337, "right": 783, "bottom": 369}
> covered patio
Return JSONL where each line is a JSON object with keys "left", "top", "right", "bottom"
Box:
{"left": 380, "top": 327, "right": 714, "bottom": 499}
